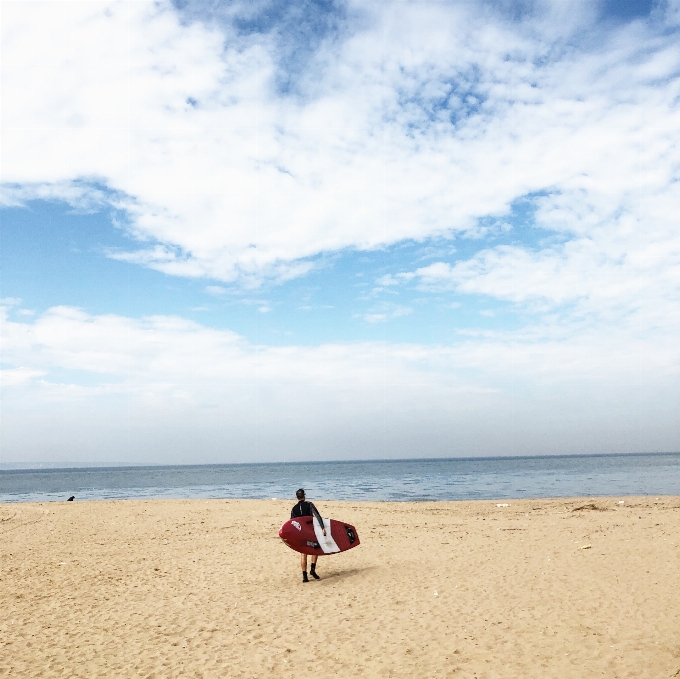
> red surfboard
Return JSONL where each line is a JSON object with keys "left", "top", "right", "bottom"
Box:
{"left": 279, "top": 516, "right": 360, "bottom": 556}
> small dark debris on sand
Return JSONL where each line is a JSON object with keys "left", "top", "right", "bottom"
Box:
{"left": 572, "top": 502, "right": 607, "bottom": 512}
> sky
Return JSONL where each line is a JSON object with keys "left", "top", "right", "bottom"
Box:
{"left": 1, "top": 0, "right": 679, "bottom": 466}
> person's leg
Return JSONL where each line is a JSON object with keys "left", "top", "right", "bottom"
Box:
{"left": 310, "top": 555, "right": 320, "bottom": 579}
{"left": 300, "top": 553, "right": 309, "bottom": 582}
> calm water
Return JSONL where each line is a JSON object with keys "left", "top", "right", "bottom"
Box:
{"left": 1, "top": 453, "right": 679, "bottom": 503}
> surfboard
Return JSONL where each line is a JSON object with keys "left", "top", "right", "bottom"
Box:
{"left": 279, "top": 516, "right": 360, "bottom": 556}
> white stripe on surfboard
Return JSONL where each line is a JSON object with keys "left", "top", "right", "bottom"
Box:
{"left": 313, "top": 518, "right": 340, "bottom": 554}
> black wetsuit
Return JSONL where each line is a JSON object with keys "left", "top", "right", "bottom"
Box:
{"left": 291, "top": 500, "right": 324, "bottom": 528}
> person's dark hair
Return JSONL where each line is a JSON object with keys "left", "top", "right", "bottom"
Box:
{"left": 296, "top": 488, "right": 305, "bottom": 500}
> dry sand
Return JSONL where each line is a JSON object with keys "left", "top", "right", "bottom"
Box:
{"left": 1, "top": 496, "right": 679, "bottom": 678}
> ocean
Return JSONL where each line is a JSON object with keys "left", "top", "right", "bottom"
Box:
{"left": 1, "top": 452, "right": 679, "bottom": 503}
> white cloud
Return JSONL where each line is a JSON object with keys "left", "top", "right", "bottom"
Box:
{"left": 2, "top": 1, "right": 680, "bottom": 465}
{"left": 361, "top": 305, "right": 413, "bottom": 324}
{"left": 1, "top": 306, "right": 678, "bottom": 464}
{"left": 2, "top": 0, "right": 679, "bottom": 293}
{"left": 0, "top": 368, "right": 46, "bottom": 387}
{"left": 411, "top": 189, "right": 680, "bottom": 326}
{"left": 204, "top": 285, "right": 227, "bottom": 296}
{"left": 660, "top": 0, "right": 680, "bottom": 25}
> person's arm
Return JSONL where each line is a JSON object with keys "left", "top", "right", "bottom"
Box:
{"left": 310, "top": 502, "right": 326, "bottom": 535}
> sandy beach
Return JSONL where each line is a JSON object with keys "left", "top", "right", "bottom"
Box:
{"left": 1, "top": 496, "right": 679, "bottom": 678}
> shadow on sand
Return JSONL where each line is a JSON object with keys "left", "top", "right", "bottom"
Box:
{"left": 319, "top": 565, "right": 377, "bottom": 582}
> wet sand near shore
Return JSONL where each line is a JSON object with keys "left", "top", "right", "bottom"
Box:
{"left": 1, "top": 497, "right": 679, "bottom": 678}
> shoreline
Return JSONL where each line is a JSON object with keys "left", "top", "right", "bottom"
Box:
{"left": 2, "top": 492, "right": 679, "bottom": 506}
{"left": 3, "top": 452, "right": 680, "bottom": 505}
{"left": 2, "top": 496, "right": 679, "bottom": 677}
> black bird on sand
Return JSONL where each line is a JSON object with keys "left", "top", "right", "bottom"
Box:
{"left": 67, "top": 496, "right": 75, "bottom": 501}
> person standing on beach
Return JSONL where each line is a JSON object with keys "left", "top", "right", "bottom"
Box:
{"left": 291, "top": 488, "right": 326, "bottom": 582}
